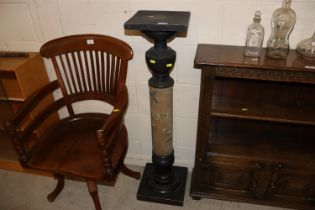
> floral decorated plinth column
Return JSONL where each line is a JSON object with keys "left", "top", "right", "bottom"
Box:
{"left": 150, "top": 86, "right": 173, "bottom": 157}
{"left": 124, "top": 10, "right": 190, "bottom": 206}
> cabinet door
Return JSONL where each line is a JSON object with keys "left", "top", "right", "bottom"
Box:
{"left": 267, "top": 164, "right": 315, "bottom": 208}
{"left": 196, "top": 153, "right": 271, "bottom": 199}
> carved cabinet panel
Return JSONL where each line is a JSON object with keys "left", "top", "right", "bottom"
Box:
{"left": 196, "top": 154, "right": 272, "bottom": 199}
{"left": 267, "top": 167, "right": 315, "bottom": 207}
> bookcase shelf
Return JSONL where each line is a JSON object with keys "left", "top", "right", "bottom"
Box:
{"left": 210, "top": 78, "right": 315, "bottom": 126}
{"left": 206, "top": 117, "right": 315, "bottom": 167}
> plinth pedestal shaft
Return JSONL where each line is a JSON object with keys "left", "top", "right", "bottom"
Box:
{"left": 150, "top": 86, "right": 173, "bottom": 157}
{"left": 124, "top": 10, "right": 191, "bottom": 206}
{"left": 136, "top": 84, "right": 188, "bottom": 206}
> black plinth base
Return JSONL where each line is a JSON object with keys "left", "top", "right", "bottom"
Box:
{"left": 137, "top": 163, "right": 188, "bottom": 206}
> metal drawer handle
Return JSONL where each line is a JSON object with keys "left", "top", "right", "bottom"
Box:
{"left": 252, "top": 180, "right": 257, "bottom": 188}
{"left": 307, "top": 187, "right": 315, "bottom": 195}
{"left": 274, "top": 163, "right": 284, "bottom": 170}
{"left": 255, "top": 162, "right": 263, "bottom": 169}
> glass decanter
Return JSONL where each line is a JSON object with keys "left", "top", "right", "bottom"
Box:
{"left": 296, "top": 32, "right": 315, "bottom": 60}
{"left": 244, "top": 10, "right": 265, "bottom": 58}
{"left": 266, "top": 0, "right": 296, "bottom": 59}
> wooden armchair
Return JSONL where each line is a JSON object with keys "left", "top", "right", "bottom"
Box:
{"left": 4, "top": 34, "right": 141, "bottom": 210}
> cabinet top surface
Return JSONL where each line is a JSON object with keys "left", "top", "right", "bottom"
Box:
{"left": 195, "top": 44, "right": 315, "bottom": 72}
{"left": 0, "top": 52, "right": 38, "bottom": 72}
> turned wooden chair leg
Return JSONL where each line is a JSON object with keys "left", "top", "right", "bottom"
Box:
{"left": 121, "top": 163, "right": 141, "bottom": 180}
{"left": 86, "top": 180, "right": 102, "bottom": 210}
{"left": 47, "top": 174, "right": 65, "bottom": 202}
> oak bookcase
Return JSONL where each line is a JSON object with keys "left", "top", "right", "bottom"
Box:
{"left": 190, "top": 44, "right": 315, "bottom": 210}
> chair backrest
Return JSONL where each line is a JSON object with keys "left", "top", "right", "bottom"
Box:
{"left": 40, "top": 34, "right": 133, "bottom": 117}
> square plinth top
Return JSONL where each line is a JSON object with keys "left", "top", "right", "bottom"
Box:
{"left": 124, "top": 10, "right": 190, "bottom": 32}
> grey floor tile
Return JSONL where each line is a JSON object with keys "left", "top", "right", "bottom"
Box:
{"left": 0, "top": 167, "right": 289, "bottom": 210}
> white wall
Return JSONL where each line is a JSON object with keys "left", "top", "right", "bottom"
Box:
{"left": 1, "top": 0, "right": 314, "bottom": 169}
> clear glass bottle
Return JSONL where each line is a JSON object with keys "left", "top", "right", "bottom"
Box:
{"left": 296, "top": 32, "right": 315, "bottom": 60}
{"left": 266, "top": 0, "right": 296, "bottom": 59}
{"left": 244, "top": 11, "right": 265, "bottom": 58}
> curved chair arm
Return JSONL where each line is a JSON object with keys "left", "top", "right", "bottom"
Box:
{"left": 96, "top": 83, "right": 128, "bottom": 151}
{"left": 4, "top": 80, "right": 60, "bottom": 163}
{"left": 96, "top": 83, "right": 128, "bottom": 177}
{"left": 10, "top": 80, "right": 60, "bottom": 126}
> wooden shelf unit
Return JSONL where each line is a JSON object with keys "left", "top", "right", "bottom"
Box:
{"left": 190, "top": 44, "right": 315, "bottom": 210}
{"left": 0, "top": 52, "right": 57, "bottom": 174}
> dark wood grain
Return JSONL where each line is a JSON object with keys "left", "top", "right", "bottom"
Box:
{"left": 194, "top": 44, "right": 315, "bottom": 72}
{"left": 190, "top": 44, "right": 315, "bottom": 210}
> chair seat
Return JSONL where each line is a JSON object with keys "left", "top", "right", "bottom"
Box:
{"left": 27, "top": 113, "right": 127, "bottom": 180}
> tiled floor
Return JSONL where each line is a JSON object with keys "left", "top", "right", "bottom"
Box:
{"left": 0, "top": 167, "right": 288, "bottom": 210}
